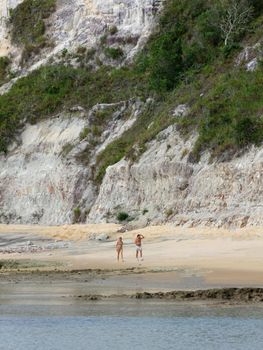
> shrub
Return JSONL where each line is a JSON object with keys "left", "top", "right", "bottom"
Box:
{"left": 104, "top": 47, "right": 124, "bottom": 60}
{"left": 165, "top": 208, "right": 174, "bottom": 218}
{"left": 234, "top": 116, "right": 263, "bottom": 146}
{"left": 117, "top": 212, "right": 129, "bottom": 221}
{"left": 109, "top": 26, "right": 118, "bottom": 35}
{"left": 73, "top": 207, "right": 81, "bottom": 223}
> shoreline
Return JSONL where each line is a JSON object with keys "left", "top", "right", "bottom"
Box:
{"left": 1, "top": 224, "right": 263, "bottom": 305}
{"left": 1, "top": 268, "right": 263, "bottom": 305}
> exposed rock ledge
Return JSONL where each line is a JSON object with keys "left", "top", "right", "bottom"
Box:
{"left": 76, "top": 288, "right": 263, "bottom": 303}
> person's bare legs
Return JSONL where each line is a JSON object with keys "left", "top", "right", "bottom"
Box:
{"left": 136, "top": 248, "right": 143, "bottom": 263}
{"left": 140, "top": 249, "right": 143, "bottom": 261}
{"left": 117, "top": 249, "right": 124, "bottom": 262}
{"left": 136, "top": 248, "right": 142, "bottom": 261}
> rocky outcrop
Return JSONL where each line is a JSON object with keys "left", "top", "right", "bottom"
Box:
{"left": 0, "top": 0, "right": 162, "bottom": 68}
{"left": 236, "top": 42, "right": 263, "bottom": 71}
{"left": 0, "top": 100, "right": 143, "bottom": 224}
{"left": 88, "top": 125, "right": 263, "bottom": 228}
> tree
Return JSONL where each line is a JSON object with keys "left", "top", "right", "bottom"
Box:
{"left": 219, "top": 0, "right": 253, "bottom": 46}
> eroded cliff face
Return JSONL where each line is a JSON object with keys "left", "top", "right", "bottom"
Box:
{"left": 0, "top": 100, "right": 144, "bottom": 224}
{"left": 1, "top": 114, "right": 262, "bottom": 227}
{"left": 88, "top": 126, "right": 263, "bottom": 228}
{"left": 0, "top": 0, "right": 161, "bottom": 67}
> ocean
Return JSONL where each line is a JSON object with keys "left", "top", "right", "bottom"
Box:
{"left": 1, "top": 302, "right": 263, "bottom": 350}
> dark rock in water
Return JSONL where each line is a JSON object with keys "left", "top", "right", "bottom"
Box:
{"left": 77, "top": 294, "right": 101, "bottom": 301}
{"left": 132, "top": 288, "right": 263, "bottom": 302}
{"left": 74, "top": 288, "right": 263, "bottom": 304}
{"left": 134, "top": 292, "right": 153, "bottom": 299}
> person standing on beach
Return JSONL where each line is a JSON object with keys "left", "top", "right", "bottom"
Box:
{"left": 135, "top": 234, "right": 144, "bottom": 262}
{"left": 116, "top": 237, "right": 124, "bottom": 262}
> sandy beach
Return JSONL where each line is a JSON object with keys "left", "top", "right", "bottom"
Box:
{"left": 0, "top": 224, "right": 263, "bottom": 293}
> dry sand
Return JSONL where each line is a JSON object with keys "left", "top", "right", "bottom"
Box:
{"left": 0, "top": 224, "right": 263, "bottom": 288}
{"left": 0, "top": 223, "right": 120, "bottom": 241}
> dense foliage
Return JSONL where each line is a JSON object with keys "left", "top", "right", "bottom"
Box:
{"left": 138, "top": 0, "right": 263, "bottom": 92}
{"left": 190, "top": 66, "right": 263, "bottom": 160}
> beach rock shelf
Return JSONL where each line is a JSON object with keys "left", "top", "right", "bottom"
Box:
{"left": 132, "top": 288, "right": 263, "bottom": 303}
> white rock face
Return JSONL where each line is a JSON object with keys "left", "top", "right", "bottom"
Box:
{"left": 51, "top": 0, "right": 158, "bottom": 47}
{"left": 0, "top": 100, "right": 142, "bottom": 224}
{"left": 88, "top": 126, "right": 263, "bottom": 228}
{"left": 0, "top": 0, "right": 161, "bottom": 64}
{"left": 0, "top": 115, "right": 88, "bottom": 224}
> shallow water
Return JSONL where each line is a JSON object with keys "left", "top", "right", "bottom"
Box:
{"left": 1, "top": 302, "right": 263, "bottom": 350}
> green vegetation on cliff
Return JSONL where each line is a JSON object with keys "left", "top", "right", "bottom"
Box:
{"left": 139, "top": 0, "right": 263, "bottom": 92}
{"left": 0, "top": 65, "right": 146, "bottom": 153}
{"left": 9, "top": 0, "right": 56, "bottom": 63}
{"left": 0, "top": 0, "right": 263, "bottom": 180}
{"left": 189, "top": 66, "right": 263, "bottom": 161}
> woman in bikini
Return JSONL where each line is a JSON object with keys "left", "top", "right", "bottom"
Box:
{"left": 116, "top": 237, "right": 124, "bottom": 262}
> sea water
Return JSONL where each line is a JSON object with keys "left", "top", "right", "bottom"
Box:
{"left": 1, "top": 302, "right": 263, "bottom": 350}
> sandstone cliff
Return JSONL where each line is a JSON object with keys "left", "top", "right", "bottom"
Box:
{"left": 0, "top": 0, "right": 262, "bottom": 228}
